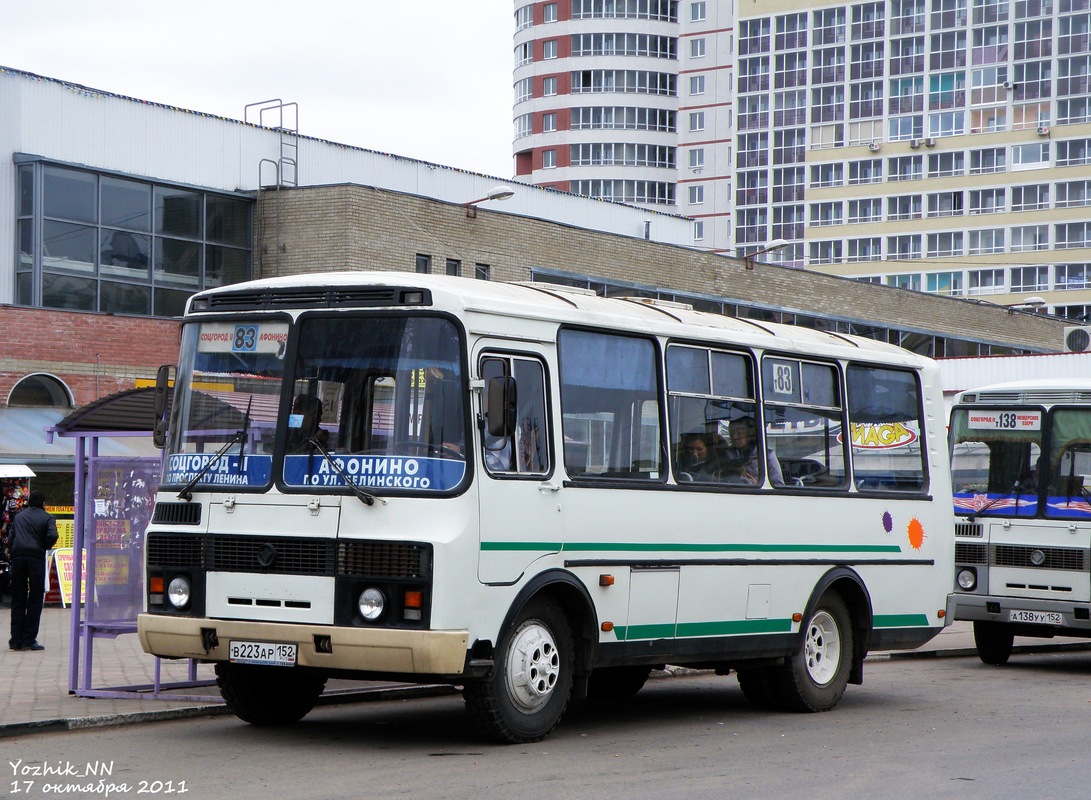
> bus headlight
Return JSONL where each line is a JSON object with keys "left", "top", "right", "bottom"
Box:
{"left": 957, "top": 568, "right": 977, "bottom": 591}
{"left": 358, "top": 587, "right": 385, "bottom": 621}
{"left": 167, "top": 576, "right": 191, "bottom": 609}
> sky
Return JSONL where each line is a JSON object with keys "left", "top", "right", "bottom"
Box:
{"left": 1, "top": 0, "right": 516, "bottom": 179}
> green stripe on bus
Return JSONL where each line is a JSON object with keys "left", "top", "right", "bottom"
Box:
{"left": 873, "top": 613, "right": 931, "bottom": 628}
{"left": 481, "top": 541, "right": 902, "bottom": 554}
{"left": 615, "top": 618, "right": 795, "bottom": 641}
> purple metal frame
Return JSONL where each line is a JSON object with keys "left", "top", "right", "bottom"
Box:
{"left": 48, "top": 428, "right": 221, "bottom": 703}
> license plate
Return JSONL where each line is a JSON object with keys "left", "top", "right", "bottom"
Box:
{"left": 228, "top": 640, "right": 297, "bottom": 666}
{"left": 1008, "top": 609, "right": 1063, "bottom": 625}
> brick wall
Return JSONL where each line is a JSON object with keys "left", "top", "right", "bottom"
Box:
{"left": 256, "top": 184, "right": 1066, "bottom": 352}
{"left": 0, "top": 306, "right": 180, "bottom": 407}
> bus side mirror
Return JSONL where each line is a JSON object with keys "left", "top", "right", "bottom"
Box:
{"left": 486, "top": 376, "right": 517, "bottom": 438}
{"left": 152, "top": 364, "right": 173, "bottom": 449}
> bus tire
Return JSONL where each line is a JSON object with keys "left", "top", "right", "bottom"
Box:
{"left": 464, "top": 599, "right": 574, "bottom": 743}
{"left": 973, "top": 621, "right": 1014, "bottom": 666}
{"left": 770, "top": 592, "right": 853, "bottom": 713}
{"left": 215, "top": 662, "right": 326, "bottom": 726}
{"left": 586, "top": 665, "right": 652, "bottom": 700}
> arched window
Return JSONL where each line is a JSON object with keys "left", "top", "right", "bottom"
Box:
{"left": 8, "top": 374, "right": 74, "bottom": 408}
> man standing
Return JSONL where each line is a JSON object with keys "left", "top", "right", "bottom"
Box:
{"left": 7, "top": 491, "right": 58, "bottom": 651}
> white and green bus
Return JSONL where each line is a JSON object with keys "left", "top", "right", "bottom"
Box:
{"left": 138, "top": 272, "right": 953, "bottom": 742}
{"left": 949, "top": 379, "right": 1091, "bottom": 664}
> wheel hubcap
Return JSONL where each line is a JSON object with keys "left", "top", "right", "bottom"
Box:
{"left": 803, "top": 610, "right": 842, "bottom": 686}
{"left": 504, "top": 620, "right": 560, "bottom": 713}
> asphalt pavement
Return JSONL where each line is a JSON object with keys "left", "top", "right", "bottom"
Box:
{"left": 2, "top": 602, "right": 1088, "bottom": 738}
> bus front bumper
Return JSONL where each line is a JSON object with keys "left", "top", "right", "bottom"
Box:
{"left": 137, "top": 613, "right": 470, "bottom": 675}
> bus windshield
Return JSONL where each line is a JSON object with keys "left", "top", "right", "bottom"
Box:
{"left": 163, "top": 320, "right": 289, "bottom": 489}
{"left": 952, "top": 405, "right": 1091, "bottom": 519}
{"left": 163, "top": 314, "right": 467, "bottom": 494}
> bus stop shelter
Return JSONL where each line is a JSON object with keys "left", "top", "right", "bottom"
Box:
{"left": 48, "top": 388, "right": 219, "bottom": 702}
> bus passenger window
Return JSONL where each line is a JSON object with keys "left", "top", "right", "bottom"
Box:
{"left": 847, "top": 366, "right": 926, "bottom": 492}
{"left": 559, "top": 329, "right": 662, "bottom": 480}
{"left": 481, "top": 355, "right": 550, "bottom": 477}
{"left": 762, "top": 358, "right": 847, "bottom": 489}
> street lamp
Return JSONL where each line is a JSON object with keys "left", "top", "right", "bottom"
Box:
{"left": 742, "top": 238, "right": 789, "bottom": 270}
{"left": 465, "top": 185, "right": 515, "bottom": 218}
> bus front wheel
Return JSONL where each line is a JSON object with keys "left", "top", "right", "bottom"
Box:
{"left": 464, "top": 600, "right": 575, "bottom": 743}
{"left": 770, "top": 592, "right": 853, "bottom": 713}
{"left": 215, "top": 662, "right": 326, "bottom": 726}
{"left": 973, "top": 621, "right": 1014, "bottom": 666}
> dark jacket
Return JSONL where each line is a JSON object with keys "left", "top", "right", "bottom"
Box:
{"left": 8, "top": 506, "right": 59, "bottom": 558}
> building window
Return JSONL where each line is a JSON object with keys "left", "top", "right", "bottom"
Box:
{"left": 689, "top": 111, "right": 705, "bottom": 131}
{"left": 689, "top": 148, "right": 705, "bottom": 169}
{"left": 1057, "top": 264, "right": 1091, "bottom": 291}
{"left": 475, "top": 263, "right": 491, "bottom": 281}
{"left": 848, "top": 198, "right": 882, "bottom": 223}
{"left": 690, "top": 75, "right": 706, "bottom": 95}
{"left": 17, "top": 161, "right": 251, "bottom": 316}
{"left": 926, "top": 269, "right": 964, "bottom": 294}
{"left": 446, "top": 258, "right": 461, "bottom": 277}
{"left": 544, "top": 3, "right": 558, "bottom": 23}
{"left": 543, "top": 112, "right": 557, "bottom": 132}
{"left": 688, "top": 185, "right": 705, "bottom": 204}
{"left": 1057, "top": 180, "right": 1091, "bottom": 208}
{"left": 543, "top": 76, "right": 558, "bottom": 96}
{"left": 926, "top": 232, "right": 964, "bottom": 258}
{"left": 969, "top": 187, "right": 1005, "bottom": 214}
{"left": 967, "top": 230, "right": 1005, "bottom": 256}
{"left": 691, "top": 1, "right": 706, "bottom": 22}
{"left": 968, "top": 267, "right": 1005, "bottom": 294}
{"left": 969, "top": 147, "right": 1006, "bottom": 174}
{"left": 1011, "top": 265, "right": 1049, "bottom": 292}
{"left": 415, "top": 254, "right": 432, "bottom": 274}
{"left": 693, "top": 220, "right": 705, "bottom": 240}
{"left": 544, "top": 39, "right": 558, "bottom": 59}
{"left": 1011, "top": 184, "right": 1049, "bottom": 212}
{"left": 516, "top": 78, "right": 533, "bottom": 103}
{"left": 691, "top": 38, "right": 706, "bottom": 58}
{"left": 543, "top": 149, "right": 557, "bottom": 169}
{"left": 515, "top": 113, "right": 532, "bottom": 139}
{"left": 888, "top": 273, "right": 922, "bottom": 291}
{"left": 516, "top": 42, "right": 533, "bottom": 67}
{"left": 1011, "top": 225, "right": 1050, "bottom": 252}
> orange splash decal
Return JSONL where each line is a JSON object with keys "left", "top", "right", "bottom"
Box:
{"left": 907, "top": 517, "right": 926, "bottom": 550}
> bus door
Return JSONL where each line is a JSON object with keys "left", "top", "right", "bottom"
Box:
{"left": 476, "top": 347, "right": 561, "bottom": 584}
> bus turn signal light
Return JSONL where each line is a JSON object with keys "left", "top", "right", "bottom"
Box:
{"left": 599, "top": 574, "right": 614, "bottom": 586}
{"left": 404, "top": 591, "right": 423, "bottom": 609}
{"left": 601, "top": 621, "right": 614, "bottom": 632}
{"left": 792, "top": 612, "right": 803, "bottom": 623}
{"left": 149, "top": 576, "right": 164, "bottom": 594}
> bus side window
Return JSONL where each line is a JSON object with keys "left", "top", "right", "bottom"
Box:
{"left": 481, "top": 355, "right": 550, "bottom": 477}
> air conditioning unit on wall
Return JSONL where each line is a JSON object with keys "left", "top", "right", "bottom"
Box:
{"left": 1064, "top": 326, "right": 1091, "bottom": 352}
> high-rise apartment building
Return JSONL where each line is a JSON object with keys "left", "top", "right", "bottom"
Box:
{"left": 513, "top": 0, "right": 1091, "bottom": 317}
{"left": 513, "top": 1, "right": 736, "bottom": 253}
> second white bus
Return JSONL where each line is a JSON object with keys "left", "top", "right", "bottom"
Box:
{"left": 138, "top": 272, "right": 954, "bottom": 742}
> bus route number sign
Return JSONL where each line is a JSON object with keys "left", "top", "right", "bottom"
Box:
{"left": 967, "top": 410, "right": 1042, "bottom": 431}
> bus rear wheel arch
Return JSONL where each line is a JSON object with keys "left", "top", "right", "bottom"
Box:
{"left": 741, "top": 590, "right": 856, "bottom": 713}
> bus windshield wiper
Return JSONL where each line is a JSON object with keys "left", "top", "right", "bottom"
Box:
{"left": 178, "top": 398, "right": 253, "bottom": 501}
{"left": 967, "top": 480, "right": 1023, "bottom": 522}
{"left": 305, "top": 434, "right": 386, "bottom": 507}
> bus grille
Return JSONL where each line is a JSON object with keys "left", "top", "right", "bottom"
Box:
{"left": 209, "top": 536, "right": 334, "bottom": 575}
{"left": 954, "top": 521, "right": 983, "bottom": 538}
{"left": 147, "top": 533, "right": 205, "bottom": 568}
{"left": 152, "top": 502, "right": 202, "bottom": 525}
{"left": 955, "top": 542, "right": 988, "bottom": 564}
{"left": 338, "top": 540, "right": 430, "bottom": 579}
{"left": 992, "top": 545, "right": 1087, "bottom": 571}
{"left": 146, "top": 533, "right": 430, "bottom": 578}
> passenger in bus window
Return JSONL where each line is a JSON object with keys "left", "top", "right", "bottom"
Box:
{"left": 726, "top": 417, "right": 784, "bottom": 486}
{"left": 678, "top": 432, "right": 723, "bottom": 482}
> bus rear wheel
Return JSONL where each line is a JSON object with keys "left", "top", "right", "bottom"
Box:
{"left": 768, "top": 593, "right": 853, "bottom": 713}
{"left": 973, "top": 621, "right": 1014, "bottom": 666}
{"left": 464, "top": 600, "right": 574, "bottom": 743}
{"left": 215, "top": 662, "right": 327, "bottom": 726}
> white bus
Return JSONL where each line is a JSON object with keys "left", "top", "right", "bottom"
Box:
{"left": 949, "top": 379, "right": 1091, "bottom": 664}
{"left": 138, "top": 272, "right": 953, "bottom": 742}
